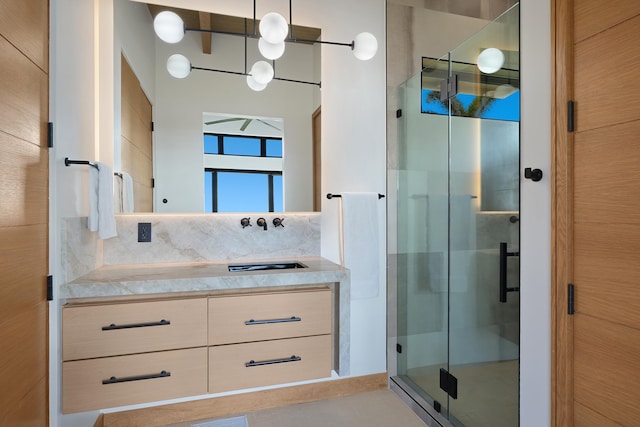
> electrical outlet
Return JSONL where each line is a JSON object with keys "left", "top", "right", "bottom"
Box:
{"left": 138, "top": 222, "right": 152, "bottom": 242}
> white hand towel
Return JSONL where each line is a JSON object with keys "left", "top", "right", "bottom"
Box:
{"left": 87, "top": 162, "right": 117, "bottom": 239}
{"left": 122, "top": 172, "right": 135, "bottom": 213}
{"left": 340, "top": 192, "right": 380, "bottom": 299}
{"left": 113, "top": 174, "right": 124, "bottom": 213}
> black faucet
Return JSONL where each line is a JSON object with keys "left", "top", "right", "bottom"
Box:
{"left": 273, "top": 217, "right": 284, "bottom": 228}
{"left": 240, "top": 217, "right": 252, "bottom": 228}
{"left": 257, "top": 217, "right": 267, "bottom": 230}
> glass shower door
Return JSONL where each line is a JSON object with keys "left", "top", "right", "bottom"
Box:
{"left": 447, "top": 5, "right": 520, "bottom": 427}
{"left": 395, "top": 60, "right": 451, "bottom": 418}
{"left": 394, "top": 4, "right": 520, "bottom": 427}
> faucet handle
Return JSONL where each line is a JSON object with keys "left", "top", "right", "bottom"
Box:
{"left": 240, "top": 217, "right": 252, "bottom": 228}
{"left": 257, "top": 217, "right": 268, "bottom": 231}
{"left": 273, "top": 217, "right": 285, "bottom": 228}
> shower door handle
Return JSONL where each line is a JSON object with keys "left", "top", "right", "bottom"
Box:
{"left": 524, "top": 167, "right": 543, "bottom": 182}
{"left": 500, "top": 242, "right": 520, "bottom": 303}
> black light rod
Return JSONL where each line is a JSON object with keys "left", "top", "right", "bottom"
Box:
{"left": 288, "top": 38, "right": 353, "bottom": 48}
{"left": 185, "top": 27, "right": 352, "bottom": 49}
{"left": 191, "top": 66, "right": 247, "bottom": 77}
{"left": 274, "top": 76, "right": 321, "bottom": 87}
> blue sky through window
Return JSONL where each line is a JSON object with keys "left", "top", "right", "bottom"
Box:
{"left": 421, "top": 89, "right": 520, "bottom": 121}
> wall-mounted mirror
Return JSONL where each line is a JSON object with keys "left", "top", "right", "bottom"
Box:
{"left": 114, "top": 0, "right": 321, "bottom": 213}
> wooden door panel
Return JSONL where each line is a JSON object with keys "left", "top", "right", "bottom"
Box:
{"left": 0, "top": 35, "right": 48, "bottom": 146}
{"left": 0, "top": 304, "right": 48, "bottom": 424}
{"left": 574, "top": 401, "right": 622, "bottom": 427}
{"left": 121, "top": 55, "right": 153, "bottom": 212}
{"left": 574, "top": 120, "right": 640, "bottom": 224}
{"left": 554, "top": 0, "right": 640, "bottom": 425}
{"left": 0, "top": 133, "right": 48, "bottom": 228}
{"left": 2, "top": 377, "right": 48, "bottom": 427}
{"left": 0, "top": 0, "right": 49, "bottom": 72}
{"left": 0, "top": 225, "right": 48, "bottom": 318}
{"left": 574, "top": 0, "right": 640, "bottom": 43}
{"left": 574, "top": 314, "right": 640, "bottom": 425}
{"left": 573, "top": 223, "right": 640, "bottom": 327}
{"left": 574, "top": 14, "right": 640, "bottom": 132}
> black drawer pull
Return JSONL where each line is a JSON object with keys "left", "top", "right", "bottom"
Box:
{"left": 245, "top": 316, "right": 301, "bottom": 325}
{"left": 245, "top": 355, "right": 302, "bottom": 367}
{"left": 101, "top": 319, "right": 170, "bottom": 331}
{"left": 102, "top": 370, "right": 171, "bottom": 384}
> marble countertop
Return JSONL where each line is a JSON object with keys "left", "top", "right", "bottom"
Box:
{"left": 61, "top": 256, "right": 350, "bottom": 300}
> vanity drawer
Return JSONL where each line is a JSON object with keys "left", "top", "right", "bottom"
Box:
{"left": 209, "top": 334, "right": 332, "bottom": 393}
{"left": 63, "top": 298, "right": 207, "bottom": 360}
{"left": 62, "top": 347, "right": 208, "bottom": 414}
{"left": 208, "top": 289, "right": 332, "bottom": 345}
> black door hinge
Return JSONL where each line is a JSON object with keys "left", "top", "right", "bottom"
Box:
{"left": 47, "top": 275, "right": 53, "bottom": 301}
{"left": 396, "top": 343, "right": 402, "bottom": 354}
{"left": 47, "top": 122, "right": 53, "bottom": 148}
{"left": 440, "top": 74, "right": 459, "bottom": 101}
{"left": 396, "top": 109, "right": 402, "bottom": 118}
{"left": 151, "top": 178, "right": 155, "bottom": 188}
{"left": 439, "top": 368, "right": 458, "bottom": 399}
{"left": 151, "top": 121, "right": 155, "bottom": 131}
{"left": 568, "top": 101, "right": 575, "bottom": 132}
{"left": 568, "top": 283, "right": 575, "bottom": 315}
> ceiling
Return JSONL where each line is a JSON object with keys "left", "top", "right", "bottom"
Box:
{"left": 146, "top": 4, "right": 322, "bottom": 55}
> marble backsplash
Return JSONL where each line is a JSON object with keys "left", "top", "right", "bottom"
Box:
{"left": 62, "top": 213, "right": 321, "bottom": 283}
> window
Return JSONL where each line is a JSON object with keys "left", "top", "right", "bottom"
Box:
{"left": 204, "top": 134, "right": 283, "bottom": 212}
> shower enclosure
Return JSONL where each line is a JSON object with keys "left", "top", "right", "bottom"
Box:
{"left": 391, "top": 5, "right": 520, "bottom": 426}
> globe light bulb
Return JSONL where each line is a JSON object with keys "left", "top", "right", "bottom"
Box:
{"left": 477, "top": 48, "right": 505, "bottom": 74}
{"left": 250, "top": 61, "right": 274, "bottom": 85}
{"left": 352, "top": 32, "right": 378, "bottom": 61}
{"left": 247, "top": 75, "right": 268, "bottom": 91}
{"left": 258, "top": 38, "right": 286, "bottom": 60}
{"left": 154, "top": 11, "right": 185, "bottom": 44}
{"left": 259, "top": 12, "right": 288, "bottom": 44}
{"left": 166, "top": 54, "right": 191, "bottom": 79}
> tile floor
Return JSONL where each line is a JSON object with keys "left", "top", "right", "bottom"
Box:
{"left": 165, "top": 390, "right": 428, "bottom": 427}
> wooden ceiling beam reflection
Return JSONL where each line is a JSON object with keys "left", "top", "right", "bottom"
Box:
{"left": 198, "top": 12, "right": 212, "bottom": 54}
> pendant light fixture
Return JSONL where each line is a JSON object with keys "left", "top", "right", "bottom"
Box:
{"left": 153, "top": 1, "right": 378, "bottom": 91}
{"left": 477, "top": 48, "right": 505, "bottom": 74}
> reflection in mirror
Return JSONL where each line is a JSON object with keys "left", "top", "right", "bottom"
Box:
{"left": 114, "top": 0, "right": 321, "bottom": 213}
{"left": 203, "top": 112, "right": 285, "bottom": 212}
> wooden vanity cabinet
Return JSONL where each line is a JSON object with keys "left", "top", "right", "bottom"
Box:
{"left": 62, "top": 287, "right": 334, "bottom": 413}
{"left": 208, "top": 288, "right": 333, "bottom": 393}
{"left": 62, "top": 298, "right": 208, "bottom": 413}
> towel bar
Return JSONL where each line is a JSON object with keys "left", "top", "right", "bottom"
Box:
{"left": 326, "top": 193, "right": 385, "bottom": 199}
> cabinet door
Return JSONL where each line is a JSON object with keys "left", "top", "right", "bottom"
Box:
{"left": 209, "top": 335, "right": 332, "bottom": 393}
{"left": 63, "top": 347, "right": 208, "bottom": 413}
{"left": 209, "top": 290, "right": 332, "bottom": 345}
{"left": 63, "top": 298, "right": 207, "bottom": 360}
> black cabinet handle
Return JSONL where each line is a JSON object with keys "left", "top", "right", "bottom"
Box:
{"left": 245, "top": 316, "right": 301, "bottom": 325}
{"left": 245, "top": 355, "right": 301, "bottom": 367}
{"left": 101, "top": 319, "right": 170, "bottom": 331}
{"left": 102, "top": 370, "right": 170, "bottom": 384}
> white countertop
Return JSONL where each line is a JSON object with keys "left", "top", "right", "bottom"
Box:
{"left": 61, "top": 256, "right": 349, "bottom": 300}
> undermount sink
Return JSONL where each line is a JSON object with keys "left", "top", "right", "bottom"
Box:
{"left": 227, "top": 261, "right": 307, "bottom": 272}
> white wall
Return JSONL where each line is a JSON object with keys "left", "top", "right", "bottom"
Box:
{"left": 50, "top": 0, "right": 387, "bottom": 425}
{"left": 520, "top": 0, "right": 551, "bottom": 425}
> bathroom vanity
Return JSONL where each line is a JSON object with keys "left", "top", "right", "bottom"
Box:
{"left": 60, "top": 256, "right": 350, "bottom": 414}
